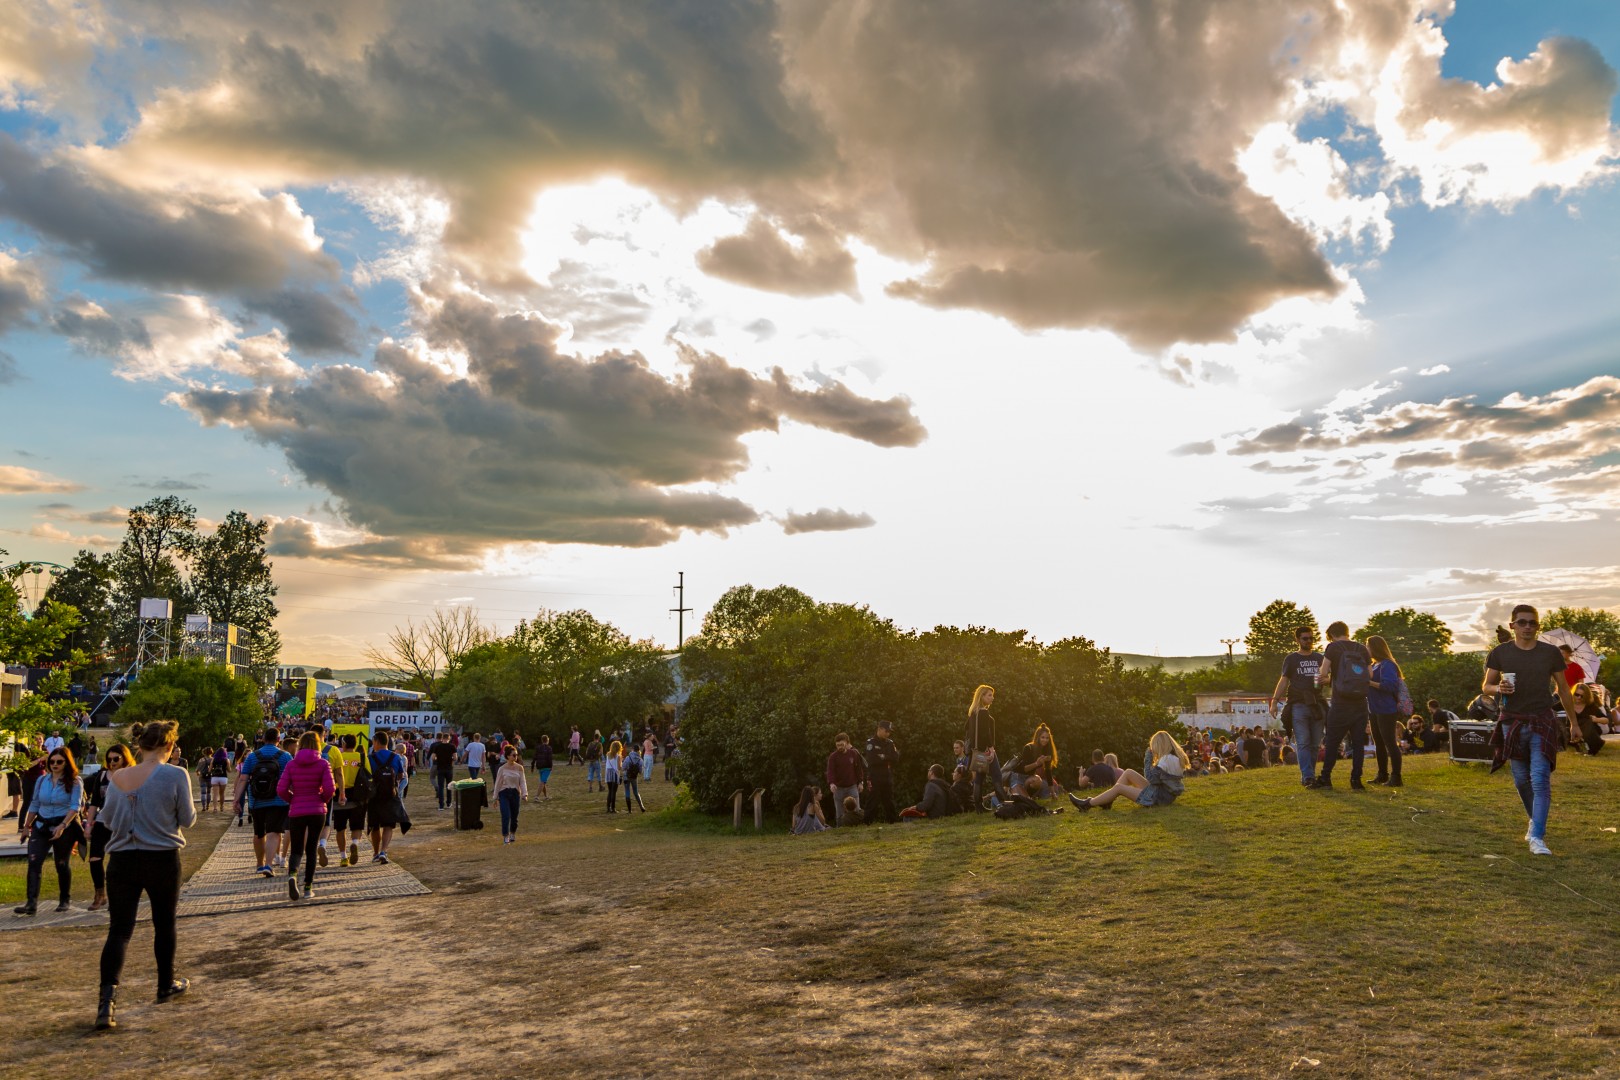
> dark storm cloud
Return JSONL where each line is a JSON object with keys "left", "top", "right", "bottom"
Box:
{"left": 240, "top": 287, "right": 362, "bottom": 355}
{"left": 780, "top": 508, "right": 876, "bottom": 535}
{"left": 175, "top": 292, "right": 924, "bottom": 551}
{"left": 696, "top": 215, "right": 857, "bottom": 298}
{"left": 0, "top": 134, "right": 339, "bottom": 293}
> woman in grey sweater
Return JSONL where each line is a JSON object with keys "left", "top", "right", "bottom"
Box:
{"left": 94, "top": 720, "right": 196, "bottom": 1031}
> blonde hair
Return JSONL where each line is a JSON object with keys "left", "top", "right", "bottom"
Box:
{"left": 967, "top": 685, "right": 995, "bottom": 717}
{"left": 297, "top": 730, "right": 322, "bottom": 751}
{"left": 129, "top": 721, "right": 179, "bottom": 753}
{"left": 1148, "top": 730, "right": 1190, "bottom": 770}
{"left": 607, "top": 740, "right": 623, "bottom": 759}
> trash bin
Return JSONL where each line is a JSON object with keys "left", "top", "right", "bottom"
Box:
{"left": 451, "top": 779, "right": 488, "bottom": 830}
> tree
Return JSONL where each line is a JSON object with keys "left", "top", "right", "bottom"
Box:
{"left": 1244, "top": 600, "right": 1317, "bottom": 668}
{"left": 682, "top": 584, "right": 816, "bottom": 680}
{"left": 109, "top": 497, "right": 198, "bottom": 662}
{"left": 1, "top": 551, "right": 87, "bottom": 772}
{"left": 1402, "top": 653, "right": 1488, "bottom": 715}
{"left": 1542, "top": 607, "right": 1620, "bottom": 658}
{"left": 41, "top": 550, "right": 118, "bottom": 668}
{"left": 1354, "top": 607, "right": 1453, "bottom": 662}
{"left": 311, "top": 668, "right": 334, "bottom": 680}
{"left": 364, "top": 606, "right": 493, "bottom": 699}
{"left": 189, "top": 510, "right": 281, "bottom": 676}
{"left": 116, "top": 657, "right": 263, "bottom": 754}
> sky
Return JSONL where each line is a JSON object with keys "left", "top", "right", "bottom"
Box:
{"left": 1, "top": 0, "right": 1617, "bottom": 667}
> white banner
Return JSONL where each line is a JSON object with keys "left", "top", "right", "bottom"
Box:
{"left": 366, "top": 710, "right": 457, "bottom": 735}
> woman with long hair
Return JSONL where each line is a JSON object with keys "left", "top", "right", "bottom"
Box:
{"left": 1005, "top": 723, "right": 1060, "bottom": 797}
{"left": 276, "top": 730, "right": 336, "bottom": 902}
{"left": 1070, "top": 731, "right": 1190, "bottom": 810}
{"left": 603, "top": 739, "right": 624, "bottom": 813}
{"left": 14, "top": 746, "right": 84, "bottom": 916}
{"left": 791, "top": 786, "right": 828, "bottom": 834}
{"left": 492, "top": 746, "right": 529, "bottom": 843}
{"left": 1365, "top": 635, "right": 1404, "bottom": 787}
{"left": 96, "top": 720, "right": 196, "bottom": 1029}
{"left": 1569, "top": 683, "right": 1607, "bottom": 756}
{"left": 207, "top": 745, "right": 232, "bottom": 812}
{"left": 84, "top": 743, "right": 133, "bottom": 911}
{"left": 964, "top": 684, "right": 1009, "bottom": 811}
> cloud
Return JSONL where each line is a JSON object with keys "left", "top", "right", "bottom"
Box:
{"left": 779, "top": 507, "right": 876, "bottom": 535}
{"left": 1171, "top": 440, "right": 1216, "bottom": 457}
{"left": 0, "top": 465, "right": 83, "bottom": 494}
{"left": 0, "top": 249, "right": 46, "bottom": 335}
{"left": 266, "top": 517, "right": 480, "bottom": 571}
{"left": 20, "top": 521, "right": 116, "bottom": 548}
{"left": 697, "top": 214, "right": 857, "bottom": 297}
{"left": 53, "top": 292, "right": 304, "bottom": 384}
{"left": 174, "top": 290, "right": 924, "bottom": 552}
{"left": 1419, "top": 364, "right": 1450, "bottom": 376}
{"left": 41, "top": 504, "right": 130, "bottom": 526}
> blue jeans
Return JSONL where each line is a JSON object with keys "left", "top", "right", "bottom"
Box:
{"left": 587, "top": 760, "right": 602, "bottom": 783}
{"left": 1321, "top": 695, "right": 1368, "bottom": 782}
{"left": 497, "top": 788, "right": 521, "bottom": 835}
{"left": 467, "top": 766, "right": 481, "bottom": 780}
{"left": 1292, "top": 704, "right": 1324, "bottom": 782}
{"left": 1508, "top": 733, "right": 1552, "bottom": 841}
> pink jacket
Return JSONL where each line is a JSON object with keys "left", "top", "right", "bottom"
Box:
{"left": 276, "top": 747, "right": 336, "bottom": 817}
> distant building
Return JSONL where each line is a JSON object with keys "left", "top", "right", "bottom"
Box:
{"left": 1179, "top": 691, "right": 1275, "bottom": 731}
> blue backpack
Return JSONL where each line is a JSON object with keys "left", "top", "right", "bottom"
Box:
{"left": 1335, "top": 644, "right": 1372, "bottom": 697}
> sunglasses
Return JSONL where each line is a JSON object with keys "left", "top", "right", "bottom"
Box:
{"left": 48, "top": 758, "right": 66, "bottom": 765}
{"left": 1513, "top": 618, "right": 1539, "bottom": 627}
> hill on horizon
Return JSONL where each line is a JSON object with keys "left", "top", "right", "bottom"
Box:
{"left": 1115, "top": 652, "right": 1237, "bottom": 673}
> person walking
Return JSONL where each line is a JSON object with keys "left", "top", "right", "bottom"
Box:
{"left": 461, "top": 733, "right": 487, "bottom": 780}
{"left": 1270, "top": 626, "right": 1326, "bottom": 788}
{"left": 428, "top": 730, "right": 456, "bottom": 811}
{"left": 206, "top": 745, "right": 231, "bottom": 812}
{"left": 277, "top": 731, "right": 336, "bottom": 901}
{"left": 531, "top": 735, "right": 554, "bottom": 801}
{"left": 1485, "top": 604, "right": 1579, "bottom": 856}
{"left": 84, "top": 743, "right": 133, "bottom": 912}
{"left": 603, "top": 740, "right": 623, "bottom": 813}
{"left": 585, "top": 733, "right": 604, "bottom": 792}
{"left": 567, "top": 725, "right": 582, "bottom": 765}
{"left": 1365, "top": 635, "right": 1405, "bottom": 787}
{"left": 233, "top": 728, "right": 292, "bottom": 877}
{"left": 964, "top": 685, "right": 1009, "bottom": 811}
{"left": 366, "top": 732, "right": 409, "bottom": 864}
{"left": 330, "top": 734, "right": 366, "bottom": 866}
{"left": 15, "top": 746, "right": 85, "bottom": 915}
{"left": 622, "top": 744, "right": 647, "bottom": 812}
{"left": 492, "top": 747, "right": 529, "bottom": 844}
{"left": 1315, "top": 622, "right": 1372, "bottom": 791}
{"left": 95, "top": 720, "right": 195, "bottom": 1030}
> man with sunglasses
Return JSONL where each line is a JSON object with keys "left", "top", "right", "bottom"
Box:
{"left": 1484, "top": 604, "right": 1579, "bottom": 856}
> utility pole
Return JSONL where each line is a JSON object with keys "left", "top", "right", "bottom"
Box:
{"left": 1220, "top": 638, "right": 1241, "bottom": 667}
{"left": 670, "top": 572, "right": 693, "bottom": 652}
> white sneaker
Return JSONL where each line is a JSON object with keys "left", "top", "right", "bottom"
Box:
{"left": 272, "top": 855, "right": 286, "bottom": 868}
{"left": 1525, "top": 825, "right": 1533, "bottom": 842}
{"left": 1528, "top": 837, "right": 1553, "bottom": 856}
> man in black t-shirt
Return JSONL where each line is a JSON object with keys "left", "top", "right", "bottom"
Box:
{"left": 1078, "top": 749, "right": 1117, "bottom": 790}
{"left": 1241, "top": 729, "right": 1269, "bottom": 769}
{"left": 428, "top": 732, "right": 457, "bottom": 810}
{"left": 1271, "top": 626, "right": 1326, "bottom": 787}
{"left": 1316, "top": 621, "right": 1371, "bottom": 790}
{"left": 1484, "top": 603, "right": 1579, "bottom": 856}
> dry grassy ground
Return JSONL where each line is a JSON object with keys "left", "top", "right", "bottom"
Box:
{"left": 3, "top": 752, "right": 1619, "bottom": 1079}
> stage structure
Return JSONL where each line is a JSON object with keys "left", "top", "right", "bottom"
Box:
{"left": 180, "top": 614, "right": 252, "bottom": 679}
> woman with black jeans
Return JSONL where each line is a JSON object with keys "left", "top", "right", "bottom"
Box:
{"left": 84, "top": 742, "right": 133, "bottom": 911}
{"left": 95, "top": 720, "right": 196, "bottom": 1030}
{"left": 1366, "top": 635, "right": 1404, "bottom": 787}
{"left": 14, "top": 746, "right": 85, "bottom": 915}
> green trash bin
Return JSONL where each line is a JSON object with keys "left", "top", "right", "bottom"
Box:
{"left": 451, "top": 779, "right": 488, "bottom": 830}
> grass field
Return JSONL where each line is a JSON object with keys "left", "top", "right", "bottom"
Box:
{"left": 2, "top": 751, "right": 1618, "bottom": 1078}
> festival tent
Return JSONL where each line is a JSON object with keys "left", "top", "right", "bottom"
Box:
{"left": 367, "top": 686, "right": 426, "bottom": 701}
{"left": 334, "top": 683, "right": 371, "bottom": 699}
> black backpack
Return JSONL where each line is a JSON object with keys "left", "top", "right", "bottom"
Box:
{"left": 369, "top": 751, "right": 397, "bottom": 802}
{"left": 249, "top": 750, "right": 283, "bottom": 802}
{"left": 624, "top": 755, "right": 641, "bottom": 780}
{"left": 1334, "top": 643, "right": 1372, "bottom": 696}
{"left": 346, "top": 750, "right": 374, "bottom": 805}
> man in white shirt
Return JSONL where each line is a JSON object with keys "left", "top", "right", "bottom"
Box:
{"left": 463, "top": 733, "right": 487, "bottom": 779}
{"left": 43, "top": 733, "right": 64, "bottom": 754}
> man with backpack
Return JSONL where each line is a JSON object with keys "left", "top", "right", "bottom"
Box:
{"left": 1314, "top": 621, "right": 1372, "bottom": 791}
{"left": 366, "top": 732, "right": 408, "bottom": 864}
{"left": 233, "top": 727, "right": 292, "bottom": 877}
{"left": 331, "top": 734, "right": 367, "bottom": 866}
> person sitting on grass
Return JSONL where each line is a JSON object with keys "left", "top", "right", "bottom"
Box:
{"left": 992, "top": 777, "right": 1062, "bottom": 819}
{"left": 791, "top": 786, "right": 828, "bottom": 834}
{"left": 900, "top": 765, "right": 961, "bottom": 819}
{"left": 1004, "top": 724, "right": 1061, "bottom": 798}
{"left": 1569, "top": 684, "right": 1607, "bottom": 756}
{"left": 1076, "top": 748, "right": 1117, "bottom": 791}
{"left": 836, "top": 794, "right": 864, "bottom": 828}
{"left": 1071, "top": 730, "right": 1189, "bottom": 811}
{"left": 949, "top": 765, "right": 974, "bottom": 811}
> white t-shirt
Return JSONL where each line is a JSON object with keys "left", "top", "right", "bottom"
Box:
{"left": 44, "top": 735, "right": 64, "bottom": 753}
{"left": 464, "top": 741, "right": 487, "bottom": 769}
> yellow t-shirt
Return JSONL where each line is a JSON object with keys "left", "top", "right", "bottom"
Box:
{"left": 330, "top": 747, "right": 362, "bottom": 789}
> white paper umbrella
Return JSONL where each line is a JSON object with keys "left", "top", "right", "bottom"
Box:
{"left": 1539, "top": 627, "right": 1603, "bottom": 682}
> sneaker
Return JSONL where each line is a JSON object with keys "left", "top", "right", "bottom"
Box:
{"left": 256, "top": 865, "right": 272, "bottom": 878}
{"left": 1528, "top": 837, "right": 1553, "bottom": 856}
{"left": 303, "top": 885, "right": 315, "bottom": 900}
{"left": 1301, "top": 777, "right": 1316, "bottom": 788}
{"left": 272, "top": 855, "right": 286, "bottom": 868}
{"left": 348, "top": 842, "right": 359, "bottom": 866}
{"left": 317, "top": 846, "right": 328, "bottom": 868}
{"left": 1313, "top": 777, "right": 1332, "bottom": 790}
{"left": 288, "top": 879, "right": 300, "bottom": 902}
{"left": 376, "top": 852, "right": 389, "bottom": 864}
{"left": 1525, "top": 824, "right": 1535, "bottom": 842}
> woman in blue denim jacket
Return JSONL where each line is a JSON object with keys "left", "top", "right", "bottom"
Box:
{"left": 1069, "top": 731, "right": 1188, "bottom": 811}
{"left": 15, "top": 746, "right": 85, "bottom": 915}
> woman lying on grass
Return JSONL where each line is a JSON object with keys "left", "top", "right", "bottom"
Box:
{"left": 1069, "top": 730, "right": 1188, "bottom": 811}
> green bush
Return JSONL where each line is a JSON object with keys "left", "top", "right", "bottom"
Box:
{"left": 116, "top": 657, "right": 263, "bottom": 754}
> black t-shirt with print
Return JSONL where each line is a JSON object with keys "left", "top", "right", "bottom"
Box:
{"left": 1280, "top": 651, "right": 1324, "bottom": 704}
{"left": 1486, "top": 640, "right": 1567, "bottom": 715}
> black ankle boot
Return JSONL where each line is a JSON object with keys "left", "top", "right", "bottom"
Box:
{"left": 156, "top": 977, "right": 190, "bottom": 1003}
{"left": 13, "top": 899, "right": 37, "bottom": 916}
{"left": 95, "top": 984, "right": 117, "bottom": 1030}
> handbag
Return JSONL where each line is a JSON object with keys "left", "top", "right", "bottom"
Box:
{"left": 969, "top": 751, "right": 990, "bottom": 775}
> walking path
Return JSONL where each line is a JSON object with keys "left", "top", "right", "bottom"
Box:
{"left": 2, "top": 821, "right": 429, "bottom": 932}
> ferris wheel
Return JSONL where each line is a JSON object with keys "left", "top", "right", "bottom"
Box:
{"left": 2, "top": 561, "right": 69, "bottom": 618}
